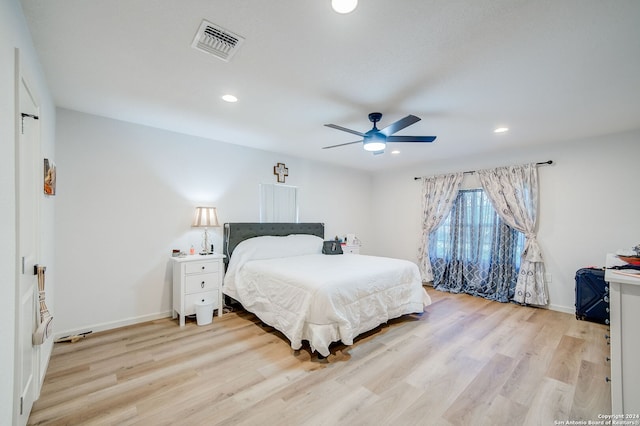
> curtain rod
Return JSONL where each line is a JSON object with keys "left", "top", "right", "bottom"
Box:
{"left": 413, "top": 160, "right": 553, "bottom": 180}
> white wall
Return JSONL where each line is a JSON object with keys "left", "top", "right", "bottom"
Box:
{"left": 54, "top": 105, "right": 640, "bottom": 330}
{"left": 1, "top": 0, "right": 56, "bottom": 422}
{"left": 54, "top": 108, "right": 373, "bottom": 335}
{"left": 370, "top": 129, "right": 640, "bottom": 312}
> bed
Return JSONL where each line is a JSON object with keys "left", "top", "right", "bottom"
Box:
{"left": 222, "top": 222, "right": 431, "bottom": 356}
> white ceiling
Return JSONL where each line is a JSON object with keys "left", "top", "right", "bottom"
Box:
{"left": 20, "top": 0, "right": 640, "bottom": 172}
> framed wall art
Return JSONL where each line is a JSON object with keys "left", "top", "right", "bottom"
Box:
{"left": 44, "top": 158, "right": 56, "bottom": 196}
{"left": 273, "top": 162, "right": 288, "bottom": 183}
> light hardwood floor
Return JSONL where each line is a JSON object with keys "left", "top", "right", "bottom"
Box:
{"left": 28, "top": 288, "right": 611, "bottom": 425}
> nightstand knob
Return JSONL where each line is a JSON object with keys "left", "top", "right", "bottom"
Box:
{"left": 606, "top": 377, "right": 611, "bottom": 383}
{"left": 201, "top": 281, "right": 205, "bottom": 288}
{"left": 202, "top": 266, "right": 205, "bottom": 270}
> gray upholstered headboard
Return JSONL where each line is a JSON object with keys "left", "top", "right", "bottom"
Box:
{"left": 223, "top": 222, "right": 325, "bottom": 265}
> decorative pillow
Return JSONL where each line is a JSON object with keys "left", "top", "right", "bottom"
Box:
{"left": 322, "top": 240, "right": 343, "bottom": 255}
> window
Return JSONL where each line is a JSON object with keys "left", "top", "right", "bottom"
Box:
{"left": 429, "top": 189, "right": 525, "bottom": 302}
{"left": 259, "top": 184, "right": 298, "bottom": 222}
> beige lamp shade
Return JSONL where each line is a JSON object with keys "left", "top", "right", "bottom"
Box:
{"left": 192, "top": 207, "right": 220, "bottom": 228}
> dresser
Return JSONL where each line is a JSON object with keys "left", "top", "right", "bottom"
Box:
{"left": 171, "top": 254, "right": 225, "bottom": 327}
{"left": 604, "top": 253, "right": 640, "bottom": 415}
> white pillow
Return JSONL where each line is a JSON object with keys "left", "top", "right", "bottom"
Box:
{"left": 233, "top": 234, "right": 323, "bottom": 262}
{"left": 225, "top": 235, "right": 323, "bottom": 291}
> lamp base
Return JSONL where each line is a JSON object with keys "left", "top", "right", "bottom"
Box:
{"left": 200, "top": 228, "right": 214, "bottom": 255}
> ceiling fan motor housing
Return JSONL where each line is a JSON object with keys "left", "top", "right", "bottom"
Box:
{"left": 368, "top": 112, "right": 383, "bottom": 123}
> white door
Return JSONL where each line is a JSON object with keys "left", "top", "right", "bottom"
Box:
{"left": 15, "top": 57, "right": 40, "bottom": 426}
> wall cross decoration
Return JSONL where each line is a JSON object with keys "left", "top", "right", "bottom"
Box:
{"left": 273, "top": 162, "right": 288, "bottom": 183}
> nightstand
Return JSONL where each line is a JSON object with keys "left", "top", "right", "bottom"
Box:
{"left": 342, "top": 244, "right": 360, "bottom": 254}
{"left": 171, "top": 253, "right": 225, "bottom": 327}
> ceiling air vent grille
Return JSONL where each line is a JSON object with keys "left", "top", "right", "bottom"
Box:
{"left": 191, "top": 20, "right": 245, "bottom": 62}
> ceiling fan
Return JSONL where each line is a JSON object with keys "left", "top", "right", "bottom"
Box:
{"left": 323, "top": 112, "right": 436, "bottom": 154}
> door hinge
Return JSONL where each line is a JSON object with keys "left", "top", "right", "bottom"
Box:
{"left": 20, "top": 396, "right": 23, "bottom": 415}
{"left": 20, "top": 112, "right": 39, "bottom": 134}
{"left": 22, "top": 257, "right": 25, "bottom": 274}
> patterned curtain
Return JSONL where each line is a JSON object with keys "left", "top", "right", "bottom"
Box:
{"left": 429, "top": 190, "right": 524, "bottom": 302}
{"left": 477, "top": 163, "right": 548, "bottom": 306}
{"left": 417, "top": 172, "right": 463, "bottom": 282}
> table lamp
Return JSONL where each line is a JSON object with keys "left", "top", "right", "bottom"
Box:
{"left": 192, "top": 207, "right": 219, "bottom": 254}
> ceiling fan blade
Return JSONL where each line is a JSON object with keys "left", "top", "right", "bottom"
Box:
{"left": 386, "top": 135, "right": 437, "bottom": 143}
{"left": 322, "top": 140, "right": 363, "bottom": 149}
{"left": 380, "top": 115, "right": 421, "bottom": 136}
{"left": 324, "top": 124, "right": 365, "bottom": 137}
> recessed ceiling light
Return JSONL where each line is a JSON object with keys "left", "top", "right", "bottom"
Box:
{"left": 332, "top": 0, "right": 358, "bottom": 14}
{"left": 494, "top": 127, "right": 509, "bottom": 133}
{"left": 222, "top": 94, "right": 238, "bottom": 103}
{"left": 391, "top": 150, "right": 400, "bottom": 155}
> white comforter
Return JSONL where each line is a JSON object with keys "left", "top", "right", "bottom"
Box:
{"left": 223, "top": 235, "right": 431, "bottom": 356}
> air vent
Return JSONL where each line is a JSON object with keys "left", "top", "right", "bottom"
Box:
{"left": 191, "top": 20, "right": 244, "bottom": 62}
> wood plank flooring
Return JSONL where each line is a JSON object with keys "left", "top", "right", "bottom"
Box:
{"left": 28, "top": 288, "right": 611, "bottom": 425}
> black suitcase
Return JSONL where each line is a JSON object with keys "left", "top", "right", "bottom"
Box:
{"left": 575, "top": 268, "right": 609, "bottom": 324}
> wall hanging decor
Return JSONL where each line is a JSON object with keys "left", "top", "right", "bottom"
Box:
{"left": 273, "top": 162, "right": 288, "bottom": 183}
{"left": 44, "top": 158, "right": 56, "bottom": 196}
{"left": 32, "top": 265, "right": 53, "bottom": 345}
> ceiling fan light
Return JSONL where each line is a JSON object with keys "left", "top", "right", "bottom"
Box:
{"left": 332, "top": 0, "right": 358, "bottom": 14}
{"left": 363, "top": 131, "right": 386, "bottom": 151}
{"left": 363, "top": 142, "right": 385, "bottom": 152}
{"left": 363, "top": 139, "right": 385, "bottom": 152}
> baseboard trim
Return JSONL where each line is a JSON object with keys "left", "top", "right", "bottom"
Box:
{"left": 54, "top": 310, "right": 173, "bottom": 341}
{"left": 548, "top": 304, "right": 574, "bottom": 314}
{"left": 53, "top": 303, "right": 576, "bottom": 339}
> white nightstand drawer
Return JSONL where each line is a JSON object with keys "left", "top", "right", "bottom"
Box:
{"left": 185, "top": 260, "right": 219, "bottom": 274}
{"left": 185, "top": 273, "right": 219, "bottom": 294}
{"left": 184, "top": 292, "right": 218, "bottom": 316}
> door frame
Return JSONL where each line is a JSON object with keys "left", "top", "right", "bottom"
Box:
{"left": 13, "top": 48, "right": 42, "bottom": 426}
